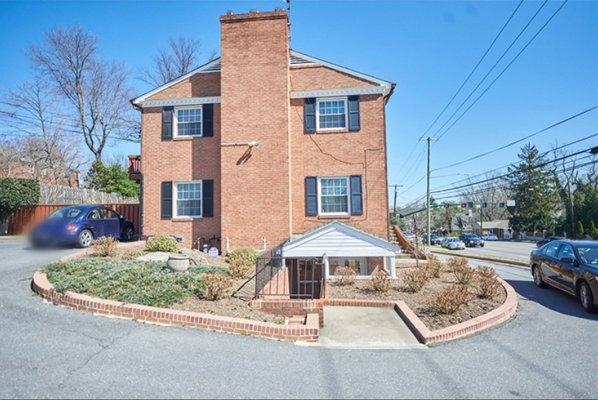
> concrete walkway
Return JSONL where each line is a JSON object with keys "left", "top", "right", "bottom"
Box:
{"left": 317, "top": 306, "right": 425, "bottom": 349}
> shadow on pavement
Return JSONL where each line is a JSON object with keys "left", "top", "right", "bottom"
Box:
{"left": 506, "top": 278, "right": 598, "bottom": 321}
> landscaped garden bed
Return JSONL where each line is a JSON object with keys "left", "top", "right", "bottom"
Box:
{"left": 44, "top": 236, "right": 283, "bottom": 324}
{"left": 328, "top": 257, "right": 507, "bottom": 330}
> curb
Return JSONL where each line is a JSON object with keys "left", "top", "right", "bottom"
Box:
{"left": 430, "top": 249, "right": 529, "bottom": 268}
{"left": 32, "top": 271, "right": 319, "bottom": 342}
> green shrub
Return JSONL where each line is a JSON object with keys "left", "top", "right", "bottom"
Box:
{"left": 90, "top": 236, "right": 118, "bottom": 257}
{"left": 202, "top": 271, "right": 233, "bottom": 301}
{"left": 120, "top": 249, "right": 144, "bottom": 260}
{"left": 0, "top": 178, "right": 40, "bottom": 221}
{"left": 226, "top": 248, "right": 260, "bottom": 279}
{"left": 146, "top": 235, "right": 179, "bottom": 253}
{"left": 45, "top": 258, "right": 210, "bottom": 307}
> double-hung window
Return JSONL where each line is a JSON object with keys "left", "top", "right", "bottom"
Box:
{"left": 316, "top": 97, "right": 347, "bottom": 131}
{"left": 174, "top": 106, "right": 202, "bottom": 137}
{"left": 318, "top": 177, "right": 350, "bottom": 215}
{"left": 173, "top": 181, "right": 202, "bottom": 217}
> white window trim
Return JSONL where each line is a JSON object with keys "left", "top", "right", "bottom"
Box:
{"left": 172, "top": 180, "right": 203, "bottom": 218}
{"left": 315, "top": 97, "right": 348, "bottom": 132}
{"left": 317, "top": 176, "right": 351, "bottom": 216}
{"left": 173, "top": 105, "right": 203, "bottom": 138}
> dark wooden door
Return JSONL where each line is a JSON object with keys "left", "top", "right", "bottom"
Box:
{"left": 288, "top": 259, "right": 323, "bottom": 299}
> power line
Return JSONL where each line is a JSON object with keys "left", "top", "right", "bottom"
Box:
{"left": 433, "top": 131, "right": 598, "bottom": 190}
{"left": 435, "top": 0, "right": 569, "bottom": 141}
{"left": 419, "top": 0, "right": 524, "bottom": 140}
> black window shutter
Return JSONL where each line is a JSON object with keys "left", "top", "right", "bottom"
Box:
{"left": 162, "top": 106, "right": 173, "bottom": 140}
{"left": 304, "top": 98, "right": 316, "bottom": 134}
{"left": 305, "top": 176, "right": 318, "bottom": 216}
{"left": 350, "top": 175, "right": 363, "bottom": 215}
{"left": 348, "top": 95, "right": 360, "bottom": 132}
{"left": 161, "top": 181, "right": 172, "bottom": 219}
{"left": 202, "top": 104, "right": 214, "bottom": 137}
{"left": 202, "top": 180, "right": 214, "bottom": 217}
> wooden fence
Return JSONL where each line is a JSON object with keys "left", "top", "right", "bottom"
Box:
{"left": 6, "top": 204, "right": 140, "bottom": 235}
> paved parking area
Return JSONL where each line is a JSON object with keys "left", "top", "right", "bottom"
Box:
{"left": 1, "top": 236, "right": 598, "bottom": 398}
{"left": 437, "top": 240, "right": 536, "bottom": 262}
{"left": 318, "top": 306, "right": 423, "bottom": 349}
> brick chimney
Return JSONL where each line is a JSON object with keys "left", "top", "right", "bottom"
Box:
{"left": 219, "top": 9, "right": 291, "bottom": 250}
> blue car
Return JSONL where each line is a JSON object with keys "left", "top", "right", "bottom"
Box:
{"left": 29, "top": 205, "right": 135, "bottom": 248}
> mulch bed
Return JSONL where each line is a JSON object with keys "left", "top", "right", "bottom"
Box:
{"left": 328, "top": 270, "right": 506, "bottom": 330}
{"left": 172, "top": 296, "right": 284, "bottom": 324}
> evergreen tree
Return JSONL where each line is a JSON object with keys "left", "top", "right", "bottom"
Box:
{"left": 85, "top": 161, "right": 140, "bottom": 198}
{"left": 507, "top": 144, "right": 560, "bottom": 234}
{"left": 590, "top": 221, "right": 598, "bottom": 240}
{"left": 577, "top": 221, "right": 585, "bottom": 238}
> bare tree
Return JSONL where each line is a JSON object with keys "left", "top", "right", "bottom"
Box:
{"left": 0, "top": 77, "right": 85, "bottom": 184}
{"left": 29, "top": 26, "right": 135, "bottom": 161}
{"left": 140, "top": 36, "right": 216, "bottom": 87}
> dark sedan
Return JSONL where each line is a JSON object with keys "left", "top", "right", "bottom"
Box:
{"left": 459, "top": 233, "right": 485, "bottom": 247}
{"left": 530, "top": 240, "right": 598, "bottom": 312}
{"left": 29, "top": 205, "right": 135, "bottom": 248}
{"left": 536, "top": 236, "right": 564, "bottom": 247}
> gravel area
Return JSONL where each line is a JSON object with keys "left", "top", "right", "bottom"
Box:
{"left": 329, "top": 270, "right": 506, "bottom": 330}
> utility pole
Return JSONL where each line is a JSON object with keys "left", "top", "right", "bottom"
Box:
{"left": 426, "top": 136, "right": 431, "bottom": 247}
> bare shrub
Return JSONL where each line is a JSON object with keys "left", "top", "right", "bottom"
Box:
{"left": 371, "top": 268, "right": 392, "bottom": 292}
{"left": 452, "top": 262, "right": 476, "bottom": 285}
{"left": 424, "top": 256, "right": 443, "bottom": 278}
{"left": 446, "top": 257, "right": 468, "bottom": 272}
{"left": 335, "top": 266, "right": 357, "bottom": 286}
{"left": 428, "top": 284, "right": 471, "bottom": 314}
{"left": 476, "top": 266, "right": 502, "bottom": 299}
{"left": 202, "top": 271, "right": 233, "bottom": 301}
{"left": 403, "top": 268, "right": 430, "bottom": 293}
{"left": 90, "top": 236, "right": 117, "bottom": 257}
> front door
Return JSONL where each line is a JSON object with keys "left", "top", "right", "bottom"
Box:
{"left": 288, "top": 259, "right": 323, "bottom": 299}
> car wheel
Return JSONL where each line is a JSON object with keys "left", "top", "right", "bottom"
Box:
{"left": 123, "top": 226, "right": 134, "bottom": 242}
{"left": 78, "top": 229, "right": 93, "bottom": 248}
{"left": 532, "top": 266, "right": 546, "bottom": 288}
{"left": 578, "top": 281, "right": 595, "bottom": 313}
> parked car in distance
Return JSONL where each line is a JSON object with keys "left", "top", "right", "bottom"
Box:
{"left": 403, "top": 230, "right": 416, "bottom": 242}
{"left": 536, "top": 236, "right": 564, "bottom": 247}
{"left": 442, "top": 237, "right": 466, "bottom": 250}
{"left": 29, "top": 205, "right": 135, "bottom": 248}
{"left": 459, "top": 233, "right": 485, "bottom": 247}
{"left": 421, "top": 233, "right": 443, "bottom": 245}
{"left": 482, "top": 233, "right": 499, "bottom": 241}
{"left": 530, "top": 240, "right": 598, "bottom": 312}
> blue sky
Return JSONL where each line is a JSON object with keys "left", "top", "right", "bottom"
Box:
{"left": 1, "top": 0, "right": 596, "bottom": 205}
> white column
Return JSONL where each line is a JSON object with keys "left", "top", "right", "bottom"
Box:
{"left": 388, "top": 256, "right": 396, "bottom": 278}
{"left": 323, "top": 255, "right": 330, "bottom": 279}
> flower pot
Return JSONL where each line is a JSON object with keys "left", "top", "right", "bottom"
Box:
{"left": 167, "top": 254, "right": 190, "bottom": 272}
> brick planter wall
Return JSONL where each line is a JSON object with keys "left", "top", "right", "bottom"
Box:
{"left": 32, "top": 271, "right": 319, "bottom": 342}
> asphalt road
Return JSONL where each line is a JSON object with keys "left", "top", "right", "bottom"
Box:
{"left": 1, "top": 237, "right": 598, "bottom": 399}
{"left": 438, "top": 240, "right": 537, "bottom": 263}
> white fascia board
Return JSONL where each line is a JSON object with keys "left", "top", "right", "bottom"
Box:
{"left": 131, "top": 57, "right": 221, "bottom": 105}
{"left": 289, "top": 50, "right": 394, "bottom": 94}
{"left": 290, "top": 86, "right": 386, "bottom": 99}
{"left": 283, "top": 247, "right": 396, "bottom": 258}
{"left": 138, "top": 96, "right": 221, "bottom": 109}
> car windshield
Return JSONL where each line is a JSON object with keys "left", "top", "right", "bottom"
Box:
{"left": 577, "top": 245, "right": 598, "bottom": 265}
{"left": 49, "top": 207, "right": 83, "bottom": 220}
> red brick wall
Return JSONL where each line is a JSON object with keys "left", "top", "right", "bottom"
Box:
{"left": 140, "top": 105, "right": 221, "bottom": 248}
{"left": 290, "top": 66, "right": 375, "bottom": 90}
{"left": 147, "top": 73, "right": 221, "bottom": 100}
{"left": 219, "top": 10, "right": 291, "bottom": 250}
{"left": 288, "top": 93, "right": 389, "bottom": 238}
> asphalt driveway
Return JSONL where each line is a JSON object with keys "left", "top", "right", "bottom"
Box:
{"left": 1, "top": 236, "right": 598, "bottom": 398}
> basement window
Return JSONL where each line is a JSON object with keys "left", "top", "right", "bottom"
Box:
{"left": 174, "top": 106, "right": 202, "bottom": 137}
{"left": 316, "top": 97, "right": 347, "bottom": 131}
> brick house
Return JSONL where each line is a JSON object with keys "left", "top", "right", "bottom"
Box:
{"left": 131, "top": 9, "right": 397, "bottom": 288}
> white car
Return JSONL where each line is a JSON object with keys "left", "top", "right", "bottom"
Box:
{"left": 482, "top": 234, "right": 499, "bottom": 241}
{"left": 442, "top": 237, "right": 466, "bottom": 250}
